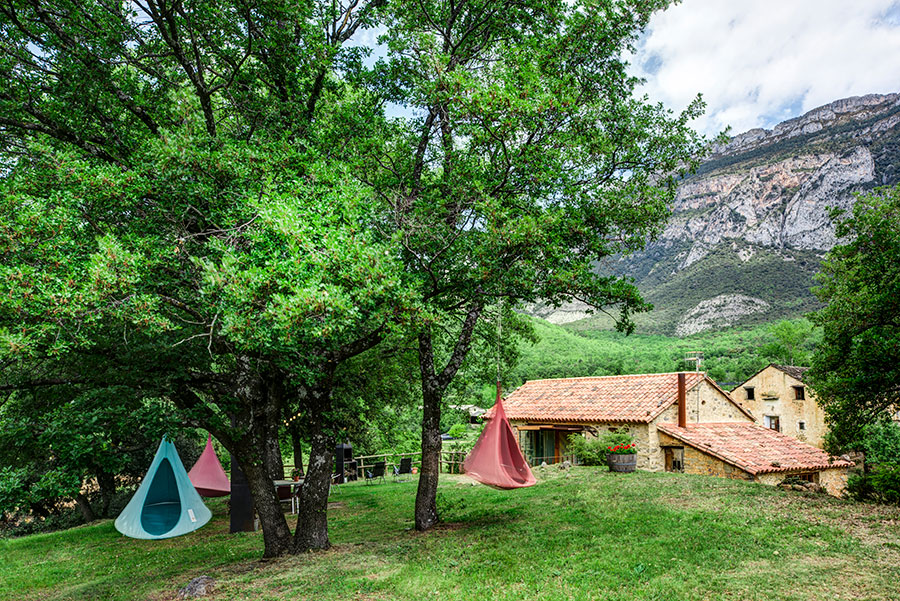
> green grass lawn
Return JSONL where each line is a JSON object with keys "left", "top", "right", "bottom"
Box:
{"left": 3, "top": 469, "right": 900, "bottom": 601}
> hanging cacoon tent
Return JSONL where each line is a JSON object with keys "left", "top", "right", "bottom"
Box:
{"left": 463, "top": 383, "right": 536, "bottom": 489}
{"left": 115, "top": 437, "right": 212, "bottom": 539}
{"left": 188, "top": 434, "right": 231, "bottom": 497}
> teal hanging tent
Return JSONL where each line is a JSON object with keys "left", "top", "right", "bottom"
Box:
{"left": 115, "top": 437, "right": 212, "bottom": 539}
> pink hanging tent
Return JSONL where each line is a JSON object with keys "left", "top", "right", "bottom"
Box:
{"left": 463, "top": 383, "right": 536, "bottom": 489}
{"left": 188, "top": 435, "right": 231, "bottom": 497}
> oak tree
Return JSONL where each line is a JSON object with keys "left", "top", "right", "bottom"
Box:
{"left": 808, "top": 186, "right": 900, "bottom": 449}
{"left": 362, "top": 0, "right": 705, "bottom": 529}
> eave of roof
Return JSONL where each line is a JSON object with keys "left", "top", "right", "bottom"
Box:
{"left": 657, "top": 422, "right": 854, "bottom": 476}
{"left": 733, "top": 363, "right": 810, "bottom": 391}
{"left": 493, "top": 372, "right": 754, "bottom": 424}
{"left": 496, "top": 372, "right": 706, "bottom": 424}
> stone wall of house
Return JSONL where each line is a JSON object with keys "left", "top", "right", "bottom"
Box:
{"left": 582, "top": 422, "right": 656, "bottom": 470}
{"left": 648, "top": 381, "right": 752, "bottom": 472}
{"left": 691, "top": 379, "right": 754, "bottom": 423}
{"left": 657, "top": 431, "right": 753, "bottom": 480}
{"left": 645, "top": 406, "right": 679, "bottom": 471}
{"left": 755, "top": 468, "right": 849, "bottom": 497}
{"left": 511, "top": 421, "right": 654, "bottom": 468}
{"left": 737, "top": 367, "right": 827, "bottom": 447}
{"left": 512, "top": 377, "right": 755, "bottom": 475}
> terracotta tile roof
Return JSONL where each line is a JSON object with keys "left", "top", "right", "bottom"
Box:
{"left": 657, "top": 422, "right": 854, "bottom": 475}
{"left": 772, "top": 365, "right": 810, "bottom": 383}
{"left": 495, "top": 372, "right": 709, "bottom": 424}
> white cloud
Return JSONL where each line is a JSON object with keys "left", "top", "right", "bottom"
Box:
{"left": 630, "top": 0, "right": 900, "bottom": 137}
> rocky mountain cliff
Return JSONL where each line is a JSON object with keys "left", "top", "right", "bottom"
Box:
{"left": 539, "top": 93, "right": 900, "bottom": 335}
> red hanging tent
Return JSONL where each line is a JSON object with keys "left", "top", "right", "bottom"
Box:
{"left": 463, "top": 383, "right": 536, "bottom": 489}
{"left": 188, "top": 434, "right": 231, "bottom": 497}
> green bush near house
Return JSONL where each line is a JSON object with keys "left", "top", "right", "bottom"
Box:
{"left": 871, "top": 464, "right": 900, "bottom": 504}
{"left": 567, "top": 435, "right": 607, "bottom": 465}
{"left": 846, "top": 462, "right": 900, "bottom": 505}
{"left": 447, "top": 424, "right": 469, "bottom": 439}
{"left": 568, "top": 432, "right": 636, "bottom": 465}
{"left": 827, "top": 420, "right": 900, "bottom": 465}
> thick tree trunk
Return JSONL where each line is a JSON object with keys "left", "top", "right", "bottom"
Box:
{"left": 415, "top": 382, "right": 442, "bottom": 530}
{"left": 263, "top": 380, "right": 285, "bottom": 480}
{"left": 231, "top": 357, "right": 294, "bottom": 557}
{"left": 239, "top": 454, "right": 294, "bottom": 557}
{"left": 293, "top": 384, "right": 334, "bottom": 552}
{"left": 293, "top": 424, "right": 334, "bottom": 552}
{"left": 75, "top": 493, "right": 96, "bottom": 523}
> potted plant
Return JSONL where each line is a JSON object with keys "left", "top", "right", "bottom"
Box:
{"left": 606, "top": 441, "right": 638, "bottom": 473}
{"left": 291, "top": 467, "right": 302, "bottom": 482}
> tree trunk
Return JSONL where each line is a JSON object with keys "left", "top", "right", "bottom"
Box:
{"left": 289, "top": 420, "right": 304, "bottom": 476}
{"left": 75, "top": 493, "right": 96, "bottom": 523}
{"left": 293, "top": 384, "right": 334, "bottom": 552}
{"left": 239, "top": 453, "right": 294, "bottom": 557}
{"left": 231, "top": 357, "right": 294, "bottom": 557}
{"left": 173, "top": 360, "right": 297, "bottom": 557}
{"left": 96, "top": 471, "right": 117, "bottom": 517}
{"left": 263, "top": 380, "right": 285, "bottom": 480}
{"left": 415, "top": 381, "right": 442, "bottom": 530}
{"left": 293, "top": 424, "right": 334, "bottom": 552}
{"left": 414, "top": 306, "right": 482, "bottom": 531}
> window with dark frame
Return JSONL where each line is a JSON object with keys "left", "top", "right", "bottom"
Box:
{"left": 745, "top": 386, "right": 755, "bottom": 400}
{"left": 798, "top": 421, "right": 806, "bottom": 431}
{"left": 793, "top": 386, "right": 805, "bottom": 400}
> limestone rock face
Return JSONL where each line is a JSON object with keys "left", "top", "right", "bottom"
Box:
{"left": 523, "top": 299, "right": 595, "bottom": 325}
{"left": 673, "top": 93, "right": 899, "bottom": 257}
{"left": 531, "top": 92, "right": 900, "bottom": 335}
{"left": 666, "top": 144, "right": 877, "bottom": 268}
{"left": 675, "top": 294, "right": 771, "bottom": 337}
{"left": 710, "top": 93, "right": 900, "bottom": 157}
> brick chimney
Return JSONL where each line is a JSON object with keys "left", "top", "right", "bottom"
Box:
{"left": 677, "top": 372, "right": 687, "bottom": 428}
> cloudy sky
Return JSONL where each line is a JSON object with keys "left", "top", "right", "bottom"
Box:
{"left": 629, "top": 0, "right": 900, "bottom": 137}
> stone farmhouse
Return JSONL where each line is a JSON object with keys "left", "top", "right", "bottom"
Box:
{"left": 500, "top": 372, "right": 853, "bottom": 496}
{"left": 733, "top": 364, "right": 827, "bottom": 448}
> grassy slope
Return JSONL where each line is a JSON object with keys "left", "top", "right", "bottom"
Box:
{"left": 3, "top": 470, "right": 899, "bottom": 601}
{"left": 509, "top": 318, "right": 794, "bottom": 387}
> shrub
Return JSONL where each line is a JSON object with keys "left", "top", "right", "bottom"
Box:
{"left": 447, "top": 424, "right": 469, "bottom": 439}
{"left": 826, "top": 420, "right": 900, "bottom": 464}
{"left": 845, "top": 463, "right": 900, "bottom": 504}
{"left": 568, "top": 432, "right": 636, "bottom": 465}
{"left": 567, "top": 435, "right": 606, "bottom": 466}
{"left": 870, "top": 463, "right": 900, "bottom": 504}
{"left": 845, "top": 472, "right": 872, "bottom": 501}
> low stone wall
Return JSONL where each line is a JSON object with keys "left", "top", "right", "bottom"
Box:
{"left": 756, "top": 468, "right": 849, "bottom": 497}
{"left": 681, "top": 444, "right": 753, "bottom": 480}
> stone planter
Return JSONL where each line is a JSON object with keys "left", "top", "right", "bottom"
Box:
{"left": 607, "top": 453, "right": 637, "bottom": 473}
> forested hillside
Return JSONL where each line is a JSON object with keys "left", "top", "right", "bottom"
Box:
{"left": 508, "top": 317, "right": 818, "bottom": 389}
